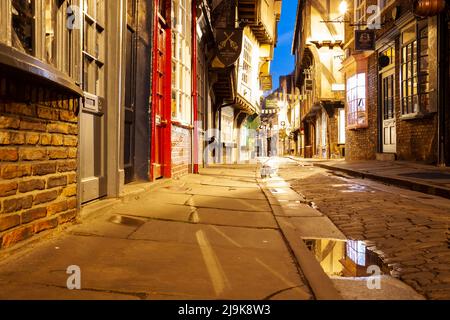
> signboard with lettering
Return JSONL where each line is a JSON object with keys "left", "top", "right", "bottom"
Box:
{"left": 216, "top": 28, "right": 243, "bottom": 67}
{"left": 355, "top": 30, "right": 376, "bottom": 51}
{"left": 305, "top": 79, "right": 313, "bottom": 91}
{"left": 260, "top": 75, "right": 273, "bottom": 91}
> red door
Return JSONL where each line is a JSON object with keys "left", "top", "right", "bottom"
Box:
{"left": 153, "top": 22, "right": 165, "bottom": 179}
{"left": 151, "top": 2, "right": 171, "bottom": 180}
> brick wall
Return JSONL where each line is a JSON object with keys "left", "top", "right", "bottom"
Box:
{"left": 171, "top": 124, "right": 191, "bottom": 178}
{"left": 327, "top": 111, "right": 340, "bottom": 159}
{"left": 393, "top": 38, "right": 438, "bottom": 163}
{"left": 345, "top": 53, "right": 379, "bottom": 161}
{"left": 345, "top": 0, "right": 438, "bottom": 163}
{"left": 0, "top": 78, "right": 79, "bottom": 249}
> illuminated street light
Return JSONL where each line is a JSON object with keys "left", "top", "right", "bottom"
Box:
{"left": 339, "top": 0, "right": 348, "bottom": 15}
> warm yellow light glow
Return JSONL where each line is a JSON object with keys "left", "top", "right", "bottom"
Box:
{"left": 339, "top": 1, "right": 348, "bottom": 15}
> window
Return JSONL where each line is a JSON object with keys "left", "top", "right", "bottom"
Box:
{"left": 354, "top": 0, "right": 366, "bottom": 30}
{"left": 241, "top": 37, "right": 252, "bottom": 92}
{"left": 346, "top": 240, "right": 366, "bottom": 266}
{"left": 45, "top": 0, "right": 57, "bottom": 65}
{"left": 171, "top": 0, "right": 192, "bottom": 124}
{"left": 82, "top": 0, "right": 105, "bottom": 97}
{"left": 338, "top": 108, "right": 346, "bottom": 144}
{"left": 346, "top": 73, "right": 367, "bottom": 128}
{"left": 401, "top": 23, "right": 429, "bottom": 115}
{"left": 11, "top": 0, "right": 35, "bottom": 55}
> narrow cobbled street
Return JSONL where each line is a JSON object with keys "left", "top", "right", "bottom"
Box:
{"left": 1, "top": 159, "right": 446, "bottom": 300}
{"left": 279, "top": 159, "right": 450, "bottom": 300}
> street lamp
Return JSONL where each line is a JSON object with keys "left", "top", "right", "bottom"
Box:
{"left": 339, "top": 1, "right": 348, "bottom": 15}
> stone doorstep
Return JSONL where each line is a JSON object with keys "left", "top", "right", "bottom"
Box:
{"left": 311, "top": 162, "right": 450, "bottom": 201}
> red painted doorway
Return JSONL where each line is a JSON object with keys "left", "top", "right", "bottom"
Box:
{"left": 151, "top": 0, "right": 172, "bottom": 180}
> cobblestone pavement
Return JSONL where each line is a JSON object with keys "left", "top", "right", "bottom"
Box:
{"left": 278, "top": 159, "right": 450, "bottom": 300}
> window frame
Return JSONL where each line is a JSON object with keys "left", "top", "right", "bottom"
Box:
{"left": 0, "top": 0, "right": 80, "bottom": 83}
{"left": 400, "top": 21, "right": 430, "bottom": 116}
{"left": 81, "top": 0, "right": 105, "bottom": 98}
{"left": 354, "top": 0, "right": 366, "bottom": 30}
{"left": 346, "top": 72, "right": 368, "bottom": 129}
{"left": 171, "top": 0, "right": 192, "bottom": 125}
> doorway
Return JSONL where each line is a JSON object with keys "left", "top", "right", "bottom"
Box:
{"left": 124, "top": 0, "right": 137, "bottom": 183}
{"left": 80, "top": 2, "right": 107, "bottom": 203}
{"left": 381, "top": 69, "right": 396, "bottom": 154}
{"left": 151, "top": 0, "right": 171, "bottom": 180}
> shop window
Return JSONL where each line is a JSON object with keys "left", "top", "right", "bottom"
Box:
{"left": 171, "top": 0, "right": 192, "bottom": 124}
{"left": 338, "top": 108, "right": 346, "bottom": 144}
{"left": 401, "top": 23, "right": 430, "bottom": 115}
{"left": 82, "top": 0, "right": 105, "bottom": 97}
{"left": 354, "top": 0, "right": 366, "bottom": 30}
{"left": 346, "top": 73, "right": 367, "bottom": 128}
{"left": 45, "top": 0, "right": 57, "bottom": 65}
{"left": 11, "top": 0, "right": 35, "bottom": 55}
{"left": 241, "top": 37, "right": 253, "bottom": 93}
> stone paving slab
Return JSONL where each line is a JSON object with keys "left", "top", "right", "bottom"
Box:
{"left": 130, "top": 220, "right": 283, "bottom": 250}
{"left": 189, "top": 195, "right": 272, "bottom": 212}
{"left": 0, "top": 232, "right": 311, "bottom": 300}
{"left": 186, "top": 185, "right": 267, "bottom": 200}
{"left": 277, "top": 217, "right": 347, "bottom": 240}
{"left": 0, "top": 164, "right": 314, "bottom": 300}
{"left": 195, "top": 208, "right": 277, "bottom": 228}
{"left": 113, "top": 202, "right": 193, "bottom": 221}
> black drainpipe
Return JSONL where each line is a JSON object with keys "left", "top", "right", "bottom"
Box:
{"left": 437, "top": 13, "right": 446, "bottom": 166}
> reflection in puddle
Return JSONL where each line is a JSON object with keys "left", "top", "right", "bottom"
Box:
{"left": 332, "top": 184, "right": 369, "bottom": 193}
{"left": 303, "top": 238, "right": 390, "bottom": 277}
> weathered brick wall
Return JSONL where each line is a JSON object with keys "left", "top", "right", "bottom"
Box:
{"left": 171, "top": 124, "right": 191, "bottom": 178}
{"left": 345, "top": 53, "right": 379, "bottom": 161}
{"left": 0, "top": 79, "right": 79, "bottom": 249}
{"left": 328, "top": 111, "right": 340, "bottom": 159}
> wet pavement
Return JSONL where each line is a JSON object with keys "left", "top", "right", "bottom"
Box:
{"left": 0, "top": 159, "right": 446, "bottom": 300}
{"left": 279, "top": 158, "right": 450, "bottom": 300}
{"left": 0, "top": 164, "right": 312, "bottom": 300}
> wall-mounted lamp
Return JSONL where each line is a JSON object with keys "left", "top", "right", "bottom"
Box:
{"left": 339, "top": 1, "right": 348, "bottom": 15}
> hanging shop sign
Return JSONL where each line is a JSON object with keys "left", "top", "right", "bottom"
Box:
{"left": 260, "top": 75, "right": 273, "bottom": 91}
{"left": 413, "top": 0, "right": 446, "bottom": 17}
{"left": 355, "top": 30, "right": 376, "bottom": 51}
{"left": 216, "top": 28, "right": 243, "bottom": 67}
{"left": 305, "top": 79, "right": 313, "bottom": 91}
{"left": 265, "top": 98, "right": 278, "bottom": 109}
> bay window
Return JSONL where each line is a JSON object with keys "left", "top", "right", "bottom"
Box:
{"left": 1, "top": 0, "right": 79, "bottom": 81}
{"left": 12, "top": 0, "right": 35, "bottom": 55}
{"left": 346, "top": 73, "right": 367, "bottom": 128}
{"left": 171, "top": 0, "right": 192, "bottom": 124}
{"left": 241, "top": 37, "right": 253, "bottom": 94}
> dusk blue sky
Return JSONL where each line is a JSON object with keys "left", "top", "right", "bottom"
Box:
{"left": 271, "top": 0, "right": 298, "bottom": 90}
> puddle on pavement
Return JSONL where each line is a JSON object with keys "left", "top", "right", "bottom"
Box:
{"left": 303, "top": 238, "right": 391, "bottom": 278}
{"left": 108, "top": 215, "right": 146, "bottom": 227}
{"left": 331, "top": 184, "right": 374, "bottom": 193}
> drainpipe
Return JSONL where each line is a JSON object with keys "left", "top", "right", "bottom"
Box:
{"left": 437, "top": 13, "right": 446, "bottom": 166}
{"left": 192, "top": 0, "right": 199, "bottom": 173}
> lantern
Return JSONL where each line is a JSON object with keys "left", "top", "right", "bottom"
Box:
{"left": 413, "top": 0, "right": 446, "bottom": 17}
